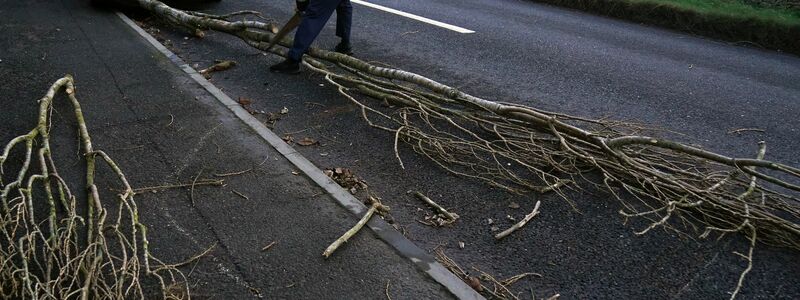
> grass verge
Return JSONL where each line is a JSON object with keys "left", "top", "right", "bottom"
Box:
{"left": 535, "top": 0, "right": 800, "bottom": 55}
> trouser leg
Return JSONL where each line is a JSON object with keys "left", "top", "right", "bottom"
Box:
{"left": 335, "top": 0, "right": 352, "bottom": 43}
{"left": 287, "top": 0, "right": 340, "bottom": 61}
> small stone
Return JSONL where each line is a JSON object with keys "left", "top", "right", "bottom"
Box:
{"left": 490, "top": 225, "right": 499, "bottom": 232}
{"left": 280, "top": 107, "right": 289, "bottom": 114}
{"left": 507, "top": 215, "right": 515, "bottom": 221}
{"left": 487, "top": 218, "right": 494, "bottom": 225}
{"left": 458, "top": 241, "right": 465, "bottom": 249}
{"left": 291, "top": 171, "right": 299, "bottom": 175}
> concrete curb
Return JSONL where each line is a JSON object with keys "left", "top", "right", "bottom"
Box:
{"left": 116, "top": 12, "right": 484, "bottom": 300}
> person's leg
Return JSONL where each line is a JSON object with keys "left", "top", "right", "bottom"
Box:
{"left": 335, "top": 0, "right": 352, "bottom": 43}
{"left": 334, "top": 0, "right": 353, "bottom": 54}
{"left": 287, "top": 0, "right": 340, "bottom": 61}
{"left": 272, "top": 0, "right": 340, "bottom": 73}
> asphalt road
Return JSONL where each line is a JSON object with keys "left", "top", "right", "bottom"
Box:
{"left": 136, "top": 0, "right": 800, "bottom": 298}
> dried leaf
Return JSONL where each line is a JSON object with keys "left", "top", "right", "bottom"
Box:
{"left": 238, "top": 97, "right": 252, "bottom": 106}
{"left": 467, "top": 276, "right": 483, "bottom": 292}
{"left": 296, "top": 137, "right": 318, "bottom": 146}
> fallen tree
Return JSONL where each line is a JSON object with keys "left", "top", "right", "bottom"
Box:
{"left": 0, "top": 76, "right": 188, "bottom": 299}
{"left": 134, "top": 0, "right": 800, "bottom": 298}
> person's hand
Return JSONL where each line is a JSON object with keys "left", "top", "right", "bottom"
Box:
{"left": 296, "top": 0, "right": 309, "bottom": 12}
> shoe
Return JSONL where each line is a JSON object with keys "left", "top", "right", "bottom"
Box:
{"left": 269, "top": 58, "right": 301, "bottom": 74}
{"left": 334, "top": 41, "right": 353, "bottom": 55}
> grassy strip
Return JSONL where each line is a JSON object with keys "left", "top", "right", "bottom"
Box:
{"left": 535, "top": 0, "right": 800, "bottom": 55}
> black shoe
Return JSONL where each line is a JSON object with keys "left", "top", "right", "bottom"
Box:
{"left": 334, "top": 42, "right": 353, "bottom": 55}
{"left": 269, "top": 58, "right": 300, "bottom": 74}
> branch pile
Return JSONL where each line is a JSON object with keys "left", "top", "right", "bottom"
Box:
{"left": 0, "top": 76, "right": 186, "bottom": 299}
{"left": 135, "top": 0, "right": 800, "bottom": 295}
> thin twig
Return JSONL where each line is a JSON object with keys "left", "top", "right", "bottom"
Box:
{"left": 214, "top": 168, "right": 253, "bottom": 177}
{"left": 261, "top": 241, "right": 277, "bottom": 252}
{"left": 495, "top": 201, "right": 542, "bottom": 240}
{"left": 131, "top": 179, "right": 224, "bottom": 193}
{"left": 322, "top": 203, "right": 379, "bottom": 258}
{"left": 190, "top": 170, "right": 204, "bottom": 206}
{"left": 727, "top": 128, "right": 765, "bottom": 134}
{"left": 232, "top": 189, "right": 249, "bottom": 200}
{"left": 411, "top": 191, "right": 459, "bottom": 222}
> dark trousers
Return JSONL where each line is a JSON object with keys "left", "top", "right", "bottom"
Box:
{"left": 288, "top": 0, "right": 352, "bottom": 61}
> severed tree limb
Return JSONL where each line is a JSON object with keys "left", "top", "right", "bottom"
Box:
{"left": 132, "top": 1, "right": 800, "bottom": 296}
{"left": 322, "top": 202, "right": 379, "bottom": 258}
{"left": 495, "top": 200, "right": 542, "bottom": 240}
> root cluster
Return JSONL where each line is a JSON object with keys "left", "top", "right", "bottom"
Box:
{"left": 0, "top": 76, "right": 186, "bottom": 299}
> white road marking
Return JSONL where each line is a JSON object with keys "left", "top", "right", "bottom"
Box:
{"left": 351, "top": 0, "right": 475, "bottom": 34}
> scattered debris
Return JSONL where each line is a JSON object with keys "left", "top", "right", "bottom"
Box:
{"left": 261, "top": 241, "right": 277, "bottom": 252}
{"left": 495, "top": 201, "right": 542, "bottom": 240}
{"left": 280, "top": 106, "right": 289, "bottom": 114}
{"left": 199, "top": 59, "right": 236, "bottom": 79}
{"left": 434, "top": 247, "right": 536, "bottom": 299}
{"left": 508, "top": 202, "right": 520, "bottom": 209}
{"left": 459, "top": 241, "right": 465, "bottom": 249}
{"left": 324, "top": 167, "right": 368, "bottom": 194}
{"left": 410, "top": 191, "right": 459, "bottom": 226}
{"left": 291, "top": 171, "right": 299, "bottom": 175}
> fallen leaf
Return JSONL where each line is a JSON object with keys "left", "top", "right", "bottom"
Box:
{"left": 467, "top": 276, "right": 483, "bottom": 292}
{"left": 238, "top": 97, "right": 252, "bottom": 106}
{"left": 296, "top": 137, "right": 318, "bottom": 146}
{"left": 282, "top": 135, "right": 294, "bottom": 144}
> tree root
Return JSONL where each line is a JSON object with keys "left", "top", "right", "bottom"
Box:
{"left": 0, "top": 75, "right": 189, "bottom": 299}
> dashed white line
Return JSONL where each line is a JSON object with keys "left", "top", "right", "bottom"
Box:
{"left": 351, "top": 0, "right": 475, "bottom": 34}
